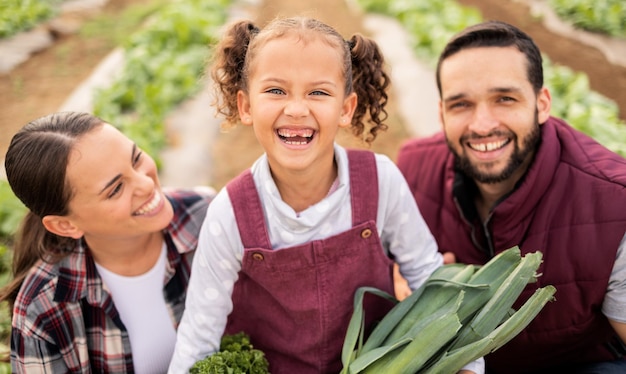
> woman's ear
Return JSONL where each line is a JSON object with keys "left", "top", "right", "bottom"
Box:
{"left": 237, "top": 90, "right": 253, "bottom": 126}
{"left": 42, "top": 215, "right": 84, "bottom": 239}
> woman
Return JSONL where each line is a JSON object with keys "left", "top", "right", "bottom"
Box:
{"left": 1, "top": 112, "right": 214, "bottom": 373}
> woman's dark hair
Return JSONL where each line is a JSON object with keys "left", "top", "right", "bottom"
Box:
{"left": 209, "top": 16, "right": 390, "bottom": 143}
{"left": 0, "top": 112, "right": 104, "bottom": 309}
{"left": 435, "top": 20, "right": 544, "bottom": 96}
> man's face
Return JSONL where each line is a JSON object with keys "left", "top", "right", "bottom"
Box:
{"left": 438, "top": 46, "right": 551, "bottom": 184}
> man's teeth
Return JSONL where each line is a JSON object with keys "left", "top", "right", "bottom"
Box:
{"left": 134, "top": 193, "right": 161, "bottom": 215}
{"left": 468, "top": 140, "right": 508, "bottom": 152}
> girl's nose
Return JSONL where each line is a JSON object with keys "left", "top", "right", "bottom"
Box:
{"left": 284, "top": 98, "right": 310, "bottom": 118}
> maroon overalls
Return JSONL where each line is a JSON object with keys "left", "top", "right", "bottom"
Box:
{"left": 225, "top": 149, "right": 395, "bottom": 373}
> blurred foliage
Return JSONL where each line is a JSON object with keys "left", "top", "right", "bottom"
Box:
{"left": 93, "top": 0, "right": 230, "bottom": 166}
{"left": 549, "top": 0, "right": 626, "bottom": 38}
{"left": 0, "top": 0, "right": 60, "bottom": 38}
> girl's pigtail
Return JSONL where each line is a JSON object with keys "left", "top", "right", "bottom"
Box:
{"left": 348, "top": 34, "right": 390, "bottom": 143}
{"left": 210, "top": 21, "right": 259, "bottom": 128}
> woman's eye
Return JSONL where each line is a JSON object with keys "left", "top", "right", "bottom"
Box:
{"left": 133, "top": 151, "right": 143, "bottom": 166}
{"left": 108, "top": 183, "right": 123, "bottom": 198}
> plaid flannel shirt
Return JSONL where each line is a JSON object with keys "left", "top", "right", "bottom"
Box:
{"left": 10, "top": 188, "right": 214, "bottom": 373}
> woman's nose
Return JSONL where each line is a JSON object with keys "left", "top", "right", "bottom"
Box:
{"left": 134, "top": 170, "right": 155, "bottom": 194}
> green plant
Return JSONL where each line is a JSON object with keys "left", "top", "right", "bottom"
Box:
{"left": 0, "top": 0, "right": 59, "bottom": 39}
{"left": 549, "top": 0, "right": 626, "bottom": 37}
{"left": 341, "top": 247, "right": 556, "bottom": 373}
{"left": 190, "top": 332, "right": 270, "bottom": 374}
{"left": 0, "top": 181, "right": 26, "bottom": 242}
{"left": 93, "top": 0, "right": 230, "bottom": 165}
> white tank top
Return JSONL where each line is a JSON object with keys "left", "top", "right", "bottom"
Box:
{"left": 95, "top": 243, "right": 176, "bottom": 374}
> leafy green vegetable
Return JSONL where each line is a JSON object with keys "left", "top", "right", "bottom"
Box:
{"left": 93, "top": 0, "right": 230, "bottom": 166}
{"left": 190, "top": 332, "right": 270, "bottom": 374}
{"left": 549, "top": 0, "right": 626, "bottom": 37}
{"left": 0, "top": 0, "right": 59, "bottom": 39}
{"left": 0, "top": 180, "right": 26, "bottom": 241}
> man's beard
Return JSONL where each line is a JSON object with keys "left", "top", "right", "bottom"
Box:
{"left": 449, "top": 116, "right": 542, "bottom": 184}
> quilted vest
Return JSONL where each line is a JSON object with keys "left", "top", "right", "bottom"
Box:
{"left": 397, "top": 116, "right": 626, "bottom": 373}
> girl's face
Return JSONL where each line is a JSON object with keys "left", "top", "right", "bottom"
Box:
{"left": 59, "top": 124, "right": 173, "bottom": 241}
{"left": 238, "top": 34, "right": 357, "bottom": 176}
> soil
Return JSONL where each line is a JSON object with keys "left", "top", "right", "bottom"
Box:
{"left": 1, "top": 0, "right": 625, "bottom": 188}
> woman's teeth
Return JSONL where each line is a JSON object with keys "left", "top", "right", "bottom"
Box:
{"left": 134, "top": 193, "right": 161, "bottom": 215}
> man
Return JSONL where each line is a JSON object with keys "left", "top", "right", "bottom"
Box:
{"left": 397, "top": 20, "right": 626, "bottom": 373}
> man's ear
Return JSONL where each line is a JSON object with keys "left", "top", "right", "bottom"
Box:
{"left": 41, "top": 215, "right": 84, "bottom": 239}
{"left": 537, "top": 86, "right": 552, "bottom": 124}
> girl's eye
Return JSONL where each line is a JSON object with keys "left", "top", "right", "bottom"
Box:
{"left": 310, "top": 90, "right": 329, "bottom": 96}
{"left": 266, "top": 88, "right": 284, "bottom": 95}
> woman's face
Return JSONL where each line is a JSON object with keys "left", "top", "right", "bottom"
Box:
{"left": 61, "top": 123, "right": 173, "bottom": 241}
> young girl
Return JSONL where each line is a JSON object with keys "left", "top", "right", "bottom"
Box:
{"left": 1, "top": 112, "right": 215, "bottom": 373}
{"left": 169, "top": 17, "right": 481, "bottom": 374}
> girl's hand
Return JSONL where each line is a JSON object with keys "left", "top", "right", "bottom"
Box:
{"left": 443, "top": 251, "right": 457, "bottom": 264}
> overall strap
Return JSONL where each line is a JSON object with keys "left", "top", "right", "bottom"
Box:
{"left": 226, "top": 170, "right": 272, "bottom": 249}
{"left": 347, "top": 149, "right": 378, "bottom": 225}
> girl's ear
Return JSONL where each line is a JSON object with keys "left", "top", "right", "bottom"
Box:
{"left": 42, "top": 215, "right": 84, "bottom": 239}
{"left": 340, "top": 92, "right": 358, "bottom": 128}
{"left": 237, "top": 90, "right": 253, "bottom": 126}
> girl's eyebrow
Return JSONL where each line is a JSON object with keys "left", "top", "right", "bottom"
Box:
{"left": 98, "top": 144, "right": 137, "bottom": 195}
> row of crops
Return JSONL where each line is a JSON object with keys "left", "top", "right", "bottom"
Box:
{"left": 0, "top": 0, "right": 625, "bottom": 367}
{"left": 4, "top": 0, "right": 626, "bottom": 39}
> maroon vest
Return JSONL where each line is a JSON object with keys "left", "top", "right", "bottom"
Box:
{"left": 398, "top": 117, "right": 626, "bottom": 373}
{"left": 225, "top": 149, "right": 395, "bottom": 374}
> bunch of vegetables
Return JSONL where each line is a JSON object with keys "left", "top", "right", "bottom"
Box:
{"left": 341, "top": 246, "right": 556, "bottom": 373}
{"left": 190, "top": 332, "right": 270, "bottom": 374}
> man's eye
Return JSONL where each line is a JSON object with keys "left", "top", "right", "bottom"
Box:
{"left": 449, "top": 102, "right": 468, "bottom": 109}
